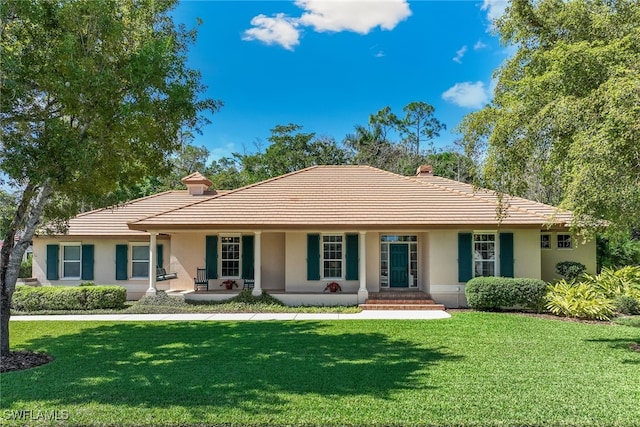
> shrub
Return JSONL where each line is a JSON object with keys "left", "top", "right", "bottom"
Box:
{"left": 229, "top": 290, "right": 285, "bottom": 305}
{"left": 545, "top": 280, "right": 615, "bottom": 320}
{"left": 12, "top": 285, "right": 126, "bottom": 311}
{"left": 555, "top": 261, "right": 587, "bottom": 280}
{"left": 465, "top": 277, "right": 547, "bottom": 311}
{"left": 79, "top": 282, "right": 96, "bottom": 287}
{"left": 614, "top": 295, "right": 640, "bottom": 315}
{"left": 18, "top": 257, "right": 32, "bottom": 278}
{"left": 135, "top": 291, "right": 190, "bottom": 307}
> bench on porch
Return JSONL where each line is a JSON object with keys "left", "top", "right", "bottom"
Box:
{"left": 156, "top": 267, "right": 177, "bottom": 281}
{"left": 194, "top": 268, "right": 208, "bottom": 291}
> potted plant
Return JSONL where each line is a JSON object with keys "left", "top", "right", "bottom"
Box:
{"left": 323, "top": 281, "right": 342, "bottom": 293}
{"left": 221, "top": 279, "right": 238, "bottom": 290}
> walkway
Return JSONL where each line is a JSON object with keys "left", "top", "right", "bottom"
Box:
{"left": 10, "top": 310, "right": 450, "bottom": 322}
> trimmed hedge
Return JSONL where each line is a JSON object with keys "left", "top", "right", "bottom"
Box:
{"left": 12, "top": 285, "right": 126, "bottom": 311}
{"left": 465, "top": 277, "right": 547, "bottom": 311}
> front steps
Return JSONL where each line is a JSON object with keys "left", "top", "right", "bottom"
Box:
{"left": 359, "top": 291, "right": 445, "bottom": 310}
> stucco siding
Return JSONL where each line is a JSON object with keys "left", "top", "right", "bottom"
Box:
{"left": 541, "top": 233, "right": 597, "bottom": 282}
{"left": 33, "top": 237, "right": 172, "bottom": 300}
{"left": 284, "top": 232, "right": 360, "bottom": 293}
{"left": 261, "top": 232, "right": 285, "bottom": 290}
{"left": 513, "top": 229, "right": 541, "bottom": 279}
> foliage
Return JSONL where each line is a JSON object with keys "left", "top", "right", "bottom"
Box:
{"left": 614, "top": 295, "right": 640, "bottom": 315}
{"left": 17, "top": 258, "right": 31, "bottom": 278}
{"left": 11, "top": 285, "right": 126, "bottom": 311}
{"left": 0, "top": 0, "right": 219, "bottom": 355}
{"left": 135, "top": 291, "right": 190, "bottom": 307}
{"left": 597, "top": 233, "right": 640, "bottom": 270}
{"left": 78, "top": 282, "right": 96, "bottom": 287}
{"left": 458, "top": 0, "right": 640, "bottom": 235}
{"left": 228, "top": 289, "right": 285, "bottom": 305}
{"left": 4, "top": 315, "right": 640, "bottom": 426}
{"left": 235, "top": 124, "right": 349, "bottom": 184}
{"left": 465, "top": 276, "right": 547, "bottom": 311}
{"left": 555, "top": 261, "right": 587, "bottom": 280}
{"left": 546, "top": 280, "right": 615, "bottom": 320}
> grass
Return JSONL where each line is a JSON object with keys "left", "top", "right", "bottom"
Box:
{"left": 2, "top": 312, "right": 639, "bottom": 426}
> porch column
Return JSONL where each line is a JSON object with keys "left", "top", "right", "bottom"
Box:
{"left": 146, "top": 232, "right": 158, "bottom": 296}
{"left": 358, "top": 231, "right": 368, "bottom": 303}
{"left": 252, "top": 231, "right": 262, "bottom": 296}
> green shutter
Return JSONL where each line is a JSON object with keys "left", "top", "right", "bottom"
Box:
{"left": 241, "top": 235, "right": 255, "bottom": 279}
{"left": 156, "top": 244, "right": 163, "bottom": 269}
{"left": 458, "top": 233, "right": 473, "bottom": 282}
{"left": 345, "top": 234, "right": 359, "bottom": 280}
{"left": 81, "top": 244, "right": 94, "bottom": 280}
{"left": 307, "top": 234, "right": 320, "bottom": 280}
{"left": 500, "top": 232, "right": 514, "bottom": 277}
{"left": 205, "top": 235, "right": 218, "bottom": 279}
{"left": 46, "top": 244, "right": 59, "bottom": 280}
{"left": 115, "top": 244, "right": 128, "bottom": 280}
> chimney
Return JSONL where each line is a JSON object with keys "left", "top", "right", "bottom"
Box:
{"left": 416, "top": 165, "right": 433, "bottom": 177}
{"left": 181, "top": 172, "right": 214, "bottom": 196}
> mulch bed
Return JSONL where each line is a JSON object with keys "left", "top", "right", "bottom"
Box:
{"left": 630, "top": 343, "right": 640, "bottom": 353}
{"left": 0, "top": 350, "right": 54, "bottom": 373}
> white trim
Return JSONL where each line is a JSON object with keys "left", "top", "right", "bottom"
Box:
{"left": 321, "top": 233, "right": 344, "bottom": 280}
{"left": 473, "top": 232, "right": 499, "bottom": 278}
{"left": 61, "top": 242, "right": 82, "bottom": 280}
{"left": 557, "top": 233, "right": 573, "bottom": 250}
{"left": 220, "top": 234, "right": 241, "bottom": 279}
{"left": 540, "top": 233, "right": 551, "bottom": 250}
{"left": 130, "top": 242, "right": 150, "bottom": 280}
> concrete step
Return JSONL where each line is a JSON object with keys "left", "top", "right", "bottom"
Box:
{"left": 364, "top": 299, "right": 437, "bottom": 305}
{"left": 359, "top": 303, "right": 446, "bottom": 310}
{"left": 367, "top": 291, "right": 432, "bottom": 300}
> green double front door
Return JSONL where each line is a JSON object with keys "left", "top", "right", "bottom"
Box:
{"left": 389, "top": 244, "right": 409, "bottom": 288}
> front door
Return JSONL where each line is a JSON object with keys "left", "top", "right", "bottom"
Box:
{"left": 389, "top": 244, "right": 409, "bottom": 288}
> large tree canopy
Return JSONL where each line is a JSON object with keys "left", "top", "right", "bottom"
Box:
{"left": 459, "top": 0, "right": 640, "bottom": 235}
{"left": 0, "top": 0, "right": 219, "bottom": 355}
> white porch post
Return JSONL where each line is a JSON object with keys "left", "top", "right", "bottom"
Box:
{"left": 252, "top": 231, "right": 262, "bottom": 296}
{"left": 358, "top": 231, "right": 368, "bottom": 303}
{"left": 146, "top": 232, "right": 158, "bottom": 296}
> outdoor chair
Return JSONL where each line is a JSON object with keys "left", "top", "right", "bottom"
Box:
{"left": 194, "top": 268, "right": 208, "bottom": 291}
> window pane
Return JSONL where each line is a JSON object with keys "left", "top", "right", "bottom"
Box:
{"left": 132, "top": 246, "right": 149, "bottom": 261}
{"left": 64, "top": 262, "right": 80, "bottom": 278}
{"left": 132, "top": 261, "right": 149, "bottom": 277}
{"left": 64, "top": 246, "right": 81, "bottom": 261}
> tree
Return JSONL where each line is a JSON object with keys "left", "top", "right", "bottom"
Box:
{"left": 237, "top": 124, "right": 349, "bottom": 183}
{"left": 398, "top": 101, "right": 446, "bottom": 158}
{"left": 0, "top": 0, "right": 220, "bottom": 356}
{"left": 458, "top": 0, "right": 640, "bottom": 235}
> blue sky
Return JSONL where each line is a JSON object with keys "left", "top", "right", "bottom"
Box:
{"left": 171, "top": 0, "right": 510, "bottom": 160}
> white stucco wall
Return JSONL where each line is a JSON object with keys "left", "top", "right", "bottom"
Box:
{"left": 284, "top": 232, "right": 361, "bottom": 293}
{"left": 33, "top": 237, "right": 172, "bottom": 300}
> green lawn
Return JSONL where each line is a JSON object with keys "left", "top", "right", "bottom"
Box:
{"left": 2, "top": 313, "right": 639, "bottom": 427}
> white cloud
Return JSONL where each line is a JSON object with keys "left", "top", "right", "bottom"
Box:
{"left": 374, "top": 50, "right": 385, "bottom": 58}
{"left": 242, "top": 13, "right": 300, "bottom": 51}
{"left": 243, "top": 0, "right": 411, "bottom": 50}
{"left": 296, "top": 0, "right": 411, "bottom": 34}
{"left": 441, "top": 81, "right": 490, "bottom": 109}
{"left": 481, "top": 0, "right": 508, "bottom": 22}
{"left": 453, "top": 45, "right": 467, "bottom": 64}
{"left": 473, "top": 40, "right": 487, "bottom": 50}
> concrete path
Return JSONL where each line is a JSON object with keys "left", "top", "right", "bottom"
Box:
{"left": 10, "top": 310, "right": 451, "bottom": 322}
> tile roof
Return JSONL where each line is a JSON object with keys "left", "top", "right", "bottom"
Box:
{"left": 58, "top": 191, "right": 216, "bottom": 236}
{"left": 128, "top": 166, "right": 573, "bottom": 231}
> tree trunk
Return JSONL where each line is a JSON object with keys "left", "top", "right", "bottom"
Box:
{"left": 0, "top": 181, "right": 52, "bottom": 357}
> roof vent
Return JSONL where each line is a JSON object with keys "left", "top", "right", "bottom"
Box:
{"left": 181, "top": 172, "right": 213, "bottom": 196}
{"left": 416, "top": 165, "right": 433, "bottom": 177}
